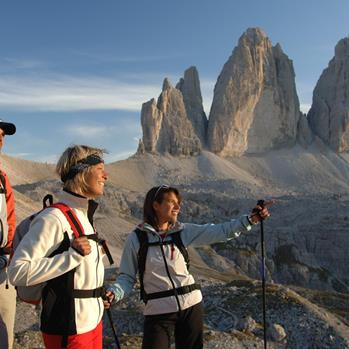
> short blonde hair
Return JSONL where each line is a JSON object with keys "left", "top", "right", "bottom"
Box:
{"left": 56, "top": 145, "right": 106, "bottom": 196}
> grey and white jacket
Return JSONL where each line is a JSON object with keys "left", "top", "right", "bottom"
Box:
{"left": 109, "top": 215, "right": 252, "bottom": 315}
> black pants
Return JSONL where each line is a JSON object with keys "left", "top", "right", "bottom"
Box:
{"left": 142, "top": 302, "right": 203, "bottom": 349}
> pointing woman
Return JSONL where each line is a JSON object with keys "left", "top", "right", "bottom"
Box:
{"left": 106, "top": 185, "right": 271, "bottom": 349}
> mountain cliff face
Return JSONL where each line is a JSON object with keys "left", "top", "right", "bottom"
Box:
{"left": 138, "top": 72, "right": 206, "bottom": 156}
{"left": 176, "top": 66, "right": 208, "bottom": 146}
{"left": 308, "top": 37, "right": 349, "bottom": 152}
{"left": 207, "top": 28, "right": 301, "bottom": 156}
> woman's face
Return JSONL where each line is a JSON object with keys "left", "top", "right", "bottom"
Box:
{"left": 83, "top": 162, "right": 107, "bottom": 198}
{"left": 153, "top": 191, "right": 181, "bottom": 224}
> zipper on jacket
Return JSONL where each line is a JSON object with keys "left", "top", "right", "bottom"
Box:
{"left": 159, "top": 242, "right": 182, "bottom": 312}
{"left": 95, "top": 239, "right": 102, "bottom": 321}
{"left": 0, "top": 218, "right": 4, "bottom": 247}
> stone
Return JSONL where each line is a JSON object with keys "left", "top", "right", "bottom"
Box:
{"left": 176, "top": 66, "right": 208, "bottom": 145}
{"left": 236, "top": 316, "right": 257, "bottom": 332}
{"left": 267, "top": 323, "right": 287, "bottom": 342}
{"left": 308, "top": 36, "right": 349, "bottom": 152}
{"left": 139, "top": 78, "right": 201, "bottom": 156}
{"left": 207, "top": 27, "right": 301, "bottom": 156}
{"left": 139, "top": 98, "right": 163, "bottom": 153}
{"left": 297, "top": 113, "right": 313, "bottom": 147}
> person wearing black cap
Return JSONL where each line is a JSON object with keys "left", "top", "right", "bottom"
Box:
{"left": 9, "top": 145, "right": 111, "bottom": 349}
{"left": 0, "top": 119, "right": 17, "bottom": 349}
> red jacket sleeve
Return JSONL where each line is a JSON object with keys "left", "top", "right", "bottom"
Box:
{"left": 3, "top": 171, "right": 16, "bottom": 250}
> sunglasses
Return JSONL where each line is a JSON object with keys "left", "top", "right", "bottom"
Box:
{"left": 153, "top": 185, "right": 170, "bottom": 201}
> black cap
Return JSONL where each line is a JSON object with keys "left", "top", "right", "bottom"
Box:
{"left": 0, "top": 119, "right": 16, "bottom": 135}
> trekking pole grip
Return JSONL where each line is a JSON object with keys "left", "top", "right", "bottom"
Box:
{"left": 257, "top": 199, "right": 265, "bottom": 220}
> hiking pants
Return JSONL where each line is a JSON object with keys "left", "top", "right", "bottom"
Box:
{"left": 0, "top": 269, "right": 16, "bottom": 349}
{"left": 142, "top": 301, "right": 203, "bottom": 349}
{"left": 42, "top": 321, "right": 102, "bottom": 349}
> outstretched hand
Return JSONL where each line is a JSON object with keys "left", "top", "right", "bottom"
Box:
{"left": 249, "top": 200, "right": 275, "bottom": 225}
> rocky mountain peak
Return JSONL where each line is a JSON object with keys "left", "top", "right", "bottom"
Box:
{"left": 176, "top": 66, "right": 208, "bottom": 145}
{"left": 308, "top": 36, "right": 349, "bottom": 152}
{"left": 239, "top": 27, "right": 269, "bottom": 47}
{"left": 162, "top": 77, "right": 172, "bottom": 91}
{"left": 207, "top": 27, "right": 300, "bottom": 156}
{"left": 138, "top": 66, "right": 207, "bottom": 156}
{"left": 139, "top": 74, "right": 202, "bottom": 156}
{"left": 335, "top": 36, "right": 349, "bottom": 57}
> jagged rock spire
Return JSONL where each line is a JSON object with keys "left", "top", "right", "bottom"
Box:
{"left": 176, "top": 66, "right": 208, "bottom": 146}
{"left": 139, "top": 77, "right": 201, "bottom": 156}
{"left": 139, "top": 67, "right": 207, "bottom": 156}
{"left": 207, "top": 27, "right": 301, "bottom": 156}
{"left": 308, "top": 37, "right": 349, "bottom": 152}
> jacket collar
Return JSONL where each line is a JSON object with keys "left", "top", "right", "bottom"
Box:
{"left": 140, "top": 221, "right": 184, "bottom": 235}
{"left": 57, "top": 190, "right": 99, "bottom": 224}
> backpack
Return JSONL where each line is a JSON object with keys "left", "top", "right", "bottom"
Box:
{"left": 0, "top": 171, "right": 8, "bottom": 249}
{"left": 135, "top": 228, "right": 192, "bottom": 303}
{"left": 13, "top": 194, "right": 98, "bottom": 304}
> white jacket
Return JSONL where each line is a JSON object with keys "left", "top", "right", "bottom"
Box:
{"left": 9, "top": 190, "right": 106, "bottom": 335}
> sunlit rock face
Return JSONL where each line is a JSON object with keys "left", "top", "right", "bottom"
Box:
{"left": 207, "top": 28, "right": 300, "bottom": 156}
{"left": 176, "top": 66, "right": 208, "bottom": 146}
{"left": 140, "top": 78, "right": 201, "bottom": 156}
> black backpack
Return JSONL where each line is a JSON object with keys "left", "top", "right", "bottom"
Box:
{"left": 135, "top": 228, "right": 190, "bottom": 303}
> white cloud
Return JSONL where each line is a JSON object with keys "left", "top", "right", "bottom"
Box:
{"left": 300, "top": 103, "right": 311, "bottom": 114}
{"left": 67, "top": 125, "right": 112, "bottom": 138}
{"left": 0, "top": 57, "right": 45, "bottom": 70}
{"left": 0, "top": 74, "right": 160, "bottom": 112}
{"left": 105, "top": 150, "right": 135, "bottom": 163}
{"left": 6, "top": 152, "right": 33, "bottom": 158}
{"left": 65, "top": 119, "right": 141, "bottom": 140}
{"left": 200, "top": 78, "right": 215, "bottom": 115}
{"left": 72, "top": 50, "right": 185, "bottom": 64}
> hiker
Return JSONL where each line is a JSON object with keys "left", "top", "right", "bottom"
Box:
{"left": 9, "top": 145, "right": 109, "bottom": 349}
{"left": 106, "top": 185, "right": 272, "bottom": 349}
{"left": 0, "top": 119, "right": 16, "bottom": 349}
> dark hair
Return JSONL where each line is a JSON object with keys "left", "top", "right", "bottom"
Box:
{"left": 143, "top": 185, "right": 182, "bottom": 229}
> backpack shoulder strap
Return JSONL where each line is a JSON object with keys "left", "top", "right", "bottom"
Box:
{"left": 51, "top": 203, "right": 85, "bottom": 239}
{"left": 171, "top": 230, "right": 190, "bottom": 270}
{"left": 0, "top": 171, "right": 6, "bottom": 195}
{"left": 42, "top": 194, "right": 54, "bottom": 209}
{"left": 135, "top": 228, "right": 149, "bottom": 302}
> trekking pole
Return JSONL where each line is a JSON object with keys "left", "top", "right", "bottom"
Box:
{"left": 257, "top": 199, "right": 267, "bottom": 349}
{"left": 103, "top": 290, "right": 121, "bottom": 349}
{"left": 106, "top": 307, "right": 122, "bottom": 349}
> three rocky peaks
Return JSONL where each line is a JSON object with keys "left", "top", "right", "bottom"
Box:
{"left": 138, "top": 28, "right": 349, "bottom": 156}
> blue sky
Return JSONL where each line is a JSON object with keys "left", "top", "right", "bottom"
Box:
{"left": 0, "top": 0, "right": 348, "bottom": 163}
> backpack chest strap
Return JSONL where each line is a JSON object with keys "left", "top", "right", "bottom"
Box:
{"left": 143, "top": 283, "right": 201, "bottom": 302}
{"left": 72, "top": 286, "right": 105, "bottom": 298}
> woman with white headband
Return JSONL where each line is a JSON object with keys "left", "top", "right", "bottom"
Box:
{"left": 9, "top": 145, "right": 109, "bottom": 349}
